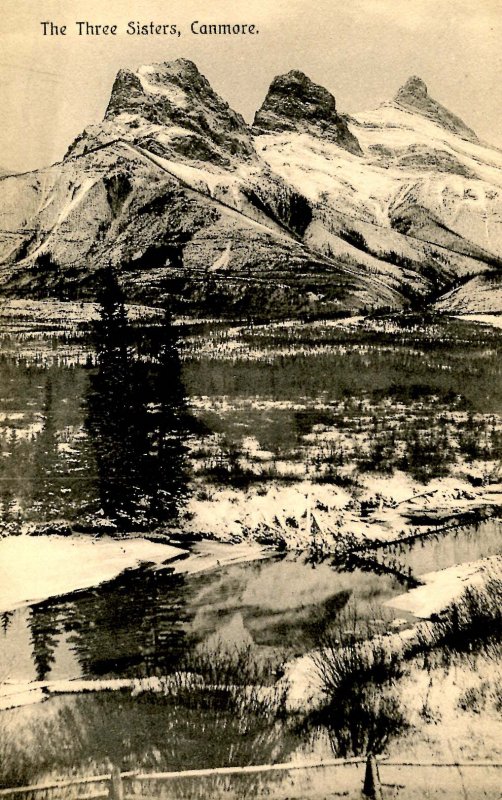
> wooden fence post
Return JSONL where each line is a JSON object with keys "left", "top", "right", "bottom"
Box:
{"left": 108, "top": 766, "right": 124, "bottom": 800}
{"left": 363, "top": 753, "right": 383, "bottom": 799}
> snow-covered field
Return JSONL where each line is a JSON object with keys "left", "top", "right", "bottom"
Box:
{"left": 183, "top": 473, "right": 502, "bottom": 547}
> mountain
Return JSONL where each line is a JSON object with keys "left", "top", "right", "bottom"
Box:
{"left": 70, "top": 59, "right": 256, "bottom": 166}
{"left": 253, "top": 70, "right": 362, "bottom": 155}
{"left": 394, "top": 76, "right": 479, "bottom": 143}
{"left": 0, "top": 61, "right": 501, "bottom": 317}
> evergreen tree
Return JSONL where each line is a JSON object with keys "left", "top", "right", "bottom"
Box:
{"left": 31, "top": 375, "right": 60, "bottom": 519}
{"left": 86, "top": 271, "right": 189, "bottom": 529}
{"left": 146, "top": 305, "right": 189, "bottom": 524}
{"left": 86, "top": 268, "right": 144, "bottom": 526}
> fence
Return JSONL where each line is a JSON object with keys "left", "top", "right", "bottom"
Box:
{"left": 1, "top": 755, "right": 502, "bottom": 800}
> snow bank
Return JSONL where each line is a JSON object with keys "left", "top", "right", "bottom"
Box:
{"left": 165, "top": 540, "right": 271, "bottom": 576}
{"left": 386, "top": 555, "right": 501, "bottom": 618}
{"left": 453, "top": 313, "right": 502, "bottom": 329}
{"left": 0, "top": 535, "right": 182, "bottom": 613}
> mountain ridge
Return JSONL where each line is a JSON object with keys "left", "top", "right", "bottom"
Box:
{"left": 394, "top": 76, "right": 479, "bottom": 144}
{"left": 0, "top": 60, "right": 501, "bottom": 318}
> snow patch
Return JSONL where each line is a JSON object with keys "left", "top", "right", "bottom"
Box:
{"left": 386, "top": 555, "right": 501, "bottom": 618}
{"left": 453, "top": 313, "right": 502, "bottom": 329}
{"left": 137, "top": 65, "right": 188, "bottom": 108}
{"left": 210, "top": 242, "right": 232, "bottom": 271}
{"left": 56, "top": 178, "right": 98, "bottom": 226}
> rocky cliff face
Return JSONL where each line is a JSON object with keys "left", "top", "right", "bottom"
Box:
{"left": 69, "top": 59, "right": 256, "bottom": 167}
{"left": 394, "top": 76, "right": 479, "bottom": 143}
{"left": 253, "top": 71, "right": 362, "bottom": 155}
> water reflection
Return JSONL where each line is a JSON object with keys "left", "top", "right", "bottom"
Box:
{"left": 6, "top": 552, "right": 405, "bottom": 682}
{"left": 29, "top": 602, "right": 61, "bottom": 681}
{"left": 9, "top": 521, "right": 498, "bottom": 683}
{"left": 368, "top": 518, "right": 502, "bottom": 577}
{"left": 28, "top": 567, "right": 191, "bottom": 681}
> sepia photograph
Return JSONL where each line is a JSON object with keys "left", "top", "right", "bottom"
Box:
{"left": 0, "top": 1, "right": 501, "bottom": 797}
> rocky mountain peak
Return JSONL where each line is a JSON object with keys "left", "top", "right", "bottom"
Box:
{"left": 105, "top": 59, "right": 221, "bottom": 116}
{"left": 253, "top": 71, "right": 362, "bottom": 155}
{"left": 101, "top": 59, "right": 255, "bottom": 165}
{"left": 396, "top": 75, "right": 429, "bottom": 102}
{"left": 136, "top": 58, "right": 216, "bottom": 102}
{"left": 394, "top": 75, "right": 478, "bottom": 143}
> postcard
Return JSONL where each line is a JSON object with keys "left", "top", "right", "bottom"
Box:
{"left": 1, "top": 1, "right": 501, "bottom": 797}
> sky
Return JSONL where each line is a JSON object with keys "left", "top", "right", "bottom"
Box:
{"left": 2, "top": 0, "right": 502, "bottom": 172}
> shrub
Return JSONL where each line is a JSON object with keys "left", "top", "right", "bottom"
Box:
{"left": 421, "top": 568, "right": 502, "bottom": 660}
{"left": 308, "top": 606, "right": 408, "bottom": 756}
{"left": 152, "top": 642, "right": 288, "bottom": 721}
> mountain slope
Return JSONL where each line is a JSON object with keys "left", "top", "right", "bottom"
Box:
{"left": 435, "top": 272, "right": 502, "bottom": 314}
{"left": 351, "top": 97, "right": 502, "bottom": 257}
{"left": 0, "top": 139, "right": 400, "bottom": 316}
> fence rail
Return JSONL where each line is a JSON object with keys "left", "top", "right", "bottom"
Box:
{"left": 1, "top": 755, "right": 502, "bottom": 800}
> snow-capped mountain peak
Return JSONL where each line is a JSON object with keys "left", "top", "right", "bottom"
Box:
{"left": 393, "top": 75, "right": 478, "bottom": 143}
{"left": 71, "top": 58, "right": 255, "bottom": 166}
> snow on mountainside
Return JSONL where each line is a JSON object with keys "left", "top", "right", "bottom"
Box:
{"left": 352, "top": 101, "right": 502, "bottom": 254}
{"left": 0, "top": 139, "right": 395, "bottom": 316}
{"left": 257, "top": 78, "right": 502, "bottom": 262}
{"left": 394, "top": 76, "right": 479, "bottom": 143}
{"left": 0, "top": 60, "right": 501, "bottom": 316}
{"left": 435, "top": 272, "right": 502, "bottom": 314}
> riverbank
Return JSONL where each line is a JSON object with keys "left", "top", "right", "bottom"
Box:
{"left": 182, "top": 472, "right": 502, "bottom": 552}
{"left": 0, "top": 534, "right": 270, "bottom": 613}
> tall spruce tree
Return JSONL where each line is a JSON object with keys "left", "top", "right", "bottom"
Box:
{"left": 146, "top": 304, "right": 189, "bottom": 525}
{"left": 86, "top": 271, "right": 188, "bottom": 530}
{"left": 86, "top": 268, "right": 144, "bottom": 526}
